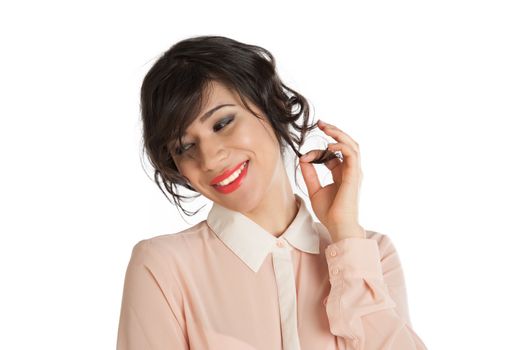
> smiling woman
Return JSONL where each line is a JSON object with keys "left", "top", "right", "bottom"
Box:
{"left": 117, "top": 35, "right": 428, "bottom": 350}
{"left": 138, "top": 35, "right": 337, "bottom": 217}
{"left": 165, "top": 78, "right": 304, "bottom": 213}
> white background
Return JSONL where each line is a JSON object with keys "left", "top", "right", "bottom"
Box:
{"left": 1, "top": 0, "right": 525, "bottom": 349}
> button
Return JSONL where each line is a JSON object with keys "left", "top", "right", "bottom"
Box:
{"left": 331, "top": 267, "right": 340, "bottom": 275}
{"left": 329, "top": 249, "right": 337, "bottom": 257}
{"left": 276, "top": 239, "right": 285, "bottom": 248}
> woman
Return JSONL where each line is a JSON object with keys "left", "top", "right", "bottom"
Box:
{"left": 117, "top": 35, "right": 428, "bottom": 350}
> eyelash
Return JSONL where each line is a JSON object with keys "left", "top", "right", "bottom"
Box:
{"left": 176, "top": 115, "right": 235, "bottom": 155}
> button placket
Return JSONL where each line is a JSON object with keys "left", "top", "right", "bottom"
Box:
{"left": 271, "top": 239, "right": 301, "bottom": 350}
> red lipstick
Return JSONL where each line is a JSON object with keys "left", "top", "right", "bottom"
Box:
{"left": 211, "top": 160, "right": 249, "bottom": 194}
{"left": 210, "top": 160, "right": 248, "bottom": 186}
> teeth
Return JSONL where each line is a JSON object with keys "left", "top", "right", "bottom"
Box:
{"left": 216, "top": 161, "right": 247, "bottom": 187}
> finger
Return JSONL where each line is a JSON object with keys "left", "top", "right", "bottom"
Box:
{"left": 300, "top": 148, "right": 340, "bottom": 166}
{"left": 300, "top": 148, "right": 343, "bottom": 186}
{"left": 299, "top": 159, "right": 322, "bottom": 198}
{"left": 299, "top": 148, "right": 327, "bottom": 163}
{"left": 318, "top": 121, "right": 359, "bottom": 153}
{"left": 325, "top": 156, "right": 343, "bottom": 184}
{"left": 327, "top": 142, "right": 361, "bottom": 183}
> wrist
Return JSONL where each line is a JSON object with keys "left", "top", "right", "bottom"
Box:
{"left": 329, "top": 225, "right": 366, "bottom": 241}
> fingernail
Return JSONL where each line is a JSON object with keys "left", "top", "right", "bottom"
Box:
{"left": 318, "top": 119, "right": 325, "bottom": 125}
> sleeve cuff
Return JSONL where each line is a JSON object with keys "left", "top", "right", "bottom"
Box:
{"left": 325, "top": 237, "right": 383, "bottom": 281}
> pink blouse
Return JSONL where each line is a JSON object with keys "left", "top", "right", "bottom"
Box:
{"left": 117, "top": 193, "right": 427, "bottom": 349}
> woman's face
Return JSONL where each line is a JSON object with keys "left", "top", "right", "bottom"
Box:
{"left": 171, "top": 81, "right": 283, "bottom": 211}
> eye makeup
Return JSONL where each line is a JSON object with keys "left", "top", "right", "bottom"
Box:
{"left": 174, "top": 114, "right": 236, "bottom": 155}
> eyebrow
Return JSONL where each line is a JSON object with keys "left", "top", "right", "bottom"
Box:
{"left": 200, "top": 103, "right": 235, "bottom": 123}
{"left": 181, "top": 103, "right": 236, "bottom": 138}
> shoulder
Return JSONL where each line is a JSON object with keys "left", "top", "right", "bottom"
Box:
{"left": 312, "top": 221, "right": 399, "bottom": 259}
{"left": 128, "top": 219, "right": 211, "bottom": 266}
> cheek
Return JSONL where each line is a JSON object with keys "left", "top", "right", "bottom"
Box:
{"left": 237, "top": 119, "right": 277, "bottom": 150}
{"left": 233, "top": 123, "right": 259, "bottom": 150}
{"left": 176, "top": 163, "right": 192, "bottom": 182}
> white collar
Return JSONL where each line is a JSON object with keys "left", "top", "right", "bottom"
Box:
{"left": 206, "top": 193, "right": 320, "bottom": 273}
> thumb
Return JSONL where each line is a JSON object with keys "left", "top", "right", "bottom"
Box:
{"left": 299, "top": 156, "right": 322, "bottom": 198}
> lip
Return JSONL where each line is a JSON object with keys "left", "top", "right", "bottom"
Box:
{"left": 210, "top": 160, "right": 249, "bottom": 186}
{"left": 212, "top": 160, "right": 249, "bottom": 194}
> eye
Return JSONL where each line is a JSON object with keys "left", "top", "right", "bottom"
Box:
{"left": 176, "top": 143, "right": 193, "bottom": 155}
{"left": 213, "top": 115, "right": 235, "bottom": 132}
{"left": 176, "top": 114, "right": 235, "bottom": 155}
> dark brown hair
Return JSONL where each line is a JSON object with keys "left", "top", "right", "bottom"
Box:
{"left": 140, "top": 35, "right": 338, "bottom": 216}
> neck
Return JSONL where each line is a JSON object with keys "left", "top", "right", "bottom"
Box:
{"left": 243, "top": 162, "right": 299, "bottom": 238}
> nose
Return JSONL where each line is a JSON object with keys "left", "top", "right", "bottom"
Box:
{"left": 198, "top": 137, "right": 228, "bottom": 173}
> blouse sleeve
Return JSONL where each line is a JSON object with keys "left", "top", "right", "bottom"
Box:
{"left": 117, "top": 239, "right": 189, "bottom": 350}
{"left": 324, "top": 233, "right": 428, "bottom": 350}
